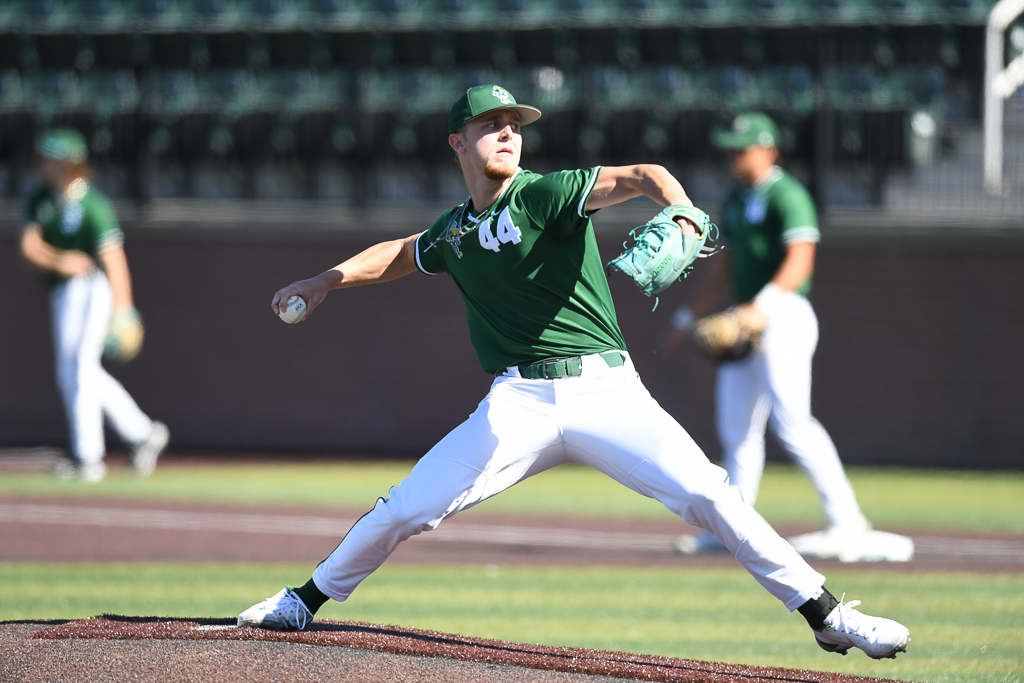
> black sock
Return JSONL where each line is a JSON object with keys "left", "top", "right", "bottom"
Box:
{"left": 797, "top": 587, "right": 840, "bottom": 631}
{"left": 291, "top": 578, "right": 329, "bottom": 615}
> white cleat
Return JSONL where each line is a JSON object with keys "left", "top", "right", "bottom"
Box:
{"left": 837, "top": 531, "right": 915, "bottom": 563}
{"left": 131, "top": 421, "right": 169, "bottom": 477}
{"left": 814, "top": 595, "right": 911, "bottom": 659}
{"left": 237, "top": 587, "right": 313, "bottom": 631}
{"left": 55, "top": 459, "right": 107, "bottom": 483}
{"left": 789, "top": 519, "right": 871, "bottom": 560}
{"left": 674, "top": 531, "right": 728, "bottom": 555}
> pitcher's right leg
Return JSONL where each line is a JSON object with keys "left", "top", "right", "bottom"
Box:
{"left": 312, "top": 377, "right": 560, "bottom": 601}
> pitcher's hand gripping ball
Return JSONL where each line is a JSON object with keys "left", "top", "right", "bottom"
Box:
{"left": 279, "top": 295, "right": 308, "bottom": 324}
{"left": 607, "top": 205, "right": 719, "bottom": 298}
{"left": 103, "top": 307, "right": 144, "bottom": 362}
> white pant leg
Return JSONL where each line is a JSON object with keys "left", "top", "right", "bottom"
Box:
{"left": 98, "top": 369, "right": 153, "bottom": 446}
{"left": 559, "top": 361, "right": 826, "bottom": 611}
{"left": 313, "top": 377, "right": 564, "bottom": 602}
{"left": 52, "top": 274, "right": 106, "bottom": 464}
{"left": 762, "top": 294, "right": 865, "bottom": 528}
{"left": 715, "top": 356, "right": 772, "bottom": 506}
{"left": 51, "top": 272, "right": 152, "bottom": 463}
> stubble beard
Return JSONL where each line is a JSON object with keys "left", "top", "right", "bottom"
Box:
{"left": 483, "top": 155, "right": 517, "bottom": 181}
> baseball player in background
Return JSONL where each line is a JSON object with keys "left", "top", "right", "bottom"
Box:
{"left": 667, "top": 113, "right": 912, "bottom": 563}
{"left": 238, "top": 87, "right": 910, "bottom": 660}
{"left": 19, "top": 129, "right": 169, "bottom": 483}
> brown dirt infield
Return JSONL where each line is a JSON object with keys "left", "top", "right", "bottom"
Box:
{"left": 6, "top": 616, "right": 901, "bottom": 683}
{"left": 2, "top": 494, "right": 1022, "bottom": 572}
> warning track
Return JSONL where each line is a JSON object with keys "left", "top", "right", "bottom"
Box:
{"left": 1, "top": 616, "right": 902, "bottom": 683}
{"left": 1, "top": 496, "right": 1022, "bottom": 571}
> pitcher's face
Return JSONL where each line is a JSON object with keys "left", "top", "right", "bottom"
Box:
{"left": 450, "top": 109, "right": 522, "bottom": 181}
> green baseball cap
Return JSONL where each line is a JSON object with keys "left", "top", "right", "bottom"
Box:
{"left": 448, "top": 84, "right": 541, "bottom": 135}
{"left": 37, "top": 128, "right": 89, "bottom": 164}
{"left": 712, "top": 112, "right": 779, "bottom": 150}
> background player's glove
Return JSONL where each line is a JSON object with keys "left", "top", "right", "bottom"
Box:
{"left": 690, "top": 308, "right": 764, "bottom": 362}
{"left": 104, "top": 307, "right": 145, "bottom": 362}
{"left": 607, "top": 205, "right": 718, "bottom": 299}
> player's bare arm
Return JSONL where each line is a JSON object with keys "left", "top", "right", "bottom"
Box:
{"left": 737, "top": 241, "right": 815, "bottom": 328}
{"left": 586, "top": 165, "right": 698, "bottom": 235}
{"left": 768, "top": 241, "right": 815, "bottom": 292}
{"left": 270, "top": 233, "right": 420, "bottom": 317}
{"left": 97, "top": 245, "right": 135, "bottom": 311}
{"left": 20, "top": 223, "right": 95, "bottom": 278}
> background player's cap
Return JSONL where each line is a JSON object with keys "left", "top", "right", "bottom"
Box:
{"left": 449, "top": 85, "right": 542, "bottom": 135}
{"left": 37, "top": 128, "right": 89, "bottom": 164}
{"left": 712, "top": 112, "right": 779, "bottom": 150}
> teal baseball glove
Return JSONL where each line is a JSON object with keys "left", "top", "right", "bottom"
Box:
{"left": 607, "top": 205, "right": 719, "bottom": 300}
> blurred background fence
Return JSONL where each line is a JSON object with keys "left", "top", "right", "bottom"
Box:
{"left": 0, "top": 0, "right": 1023, "bottom": 215}
{"left": 2, "top": 0, "right": 1024, "bottom": 467}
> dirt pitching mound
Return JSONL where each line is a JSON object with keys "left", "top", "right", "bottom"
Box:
{"left": 29, "top": 616, "right": 898, "bottom": 683}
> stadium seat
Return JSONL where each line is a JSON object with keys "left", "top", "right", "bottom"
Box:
{"left": 581, "top": 67, "right": 636, "bottom": 113}
{"left": 194, "top": 69, "right": 262, "bottom": 117}
{"left": 140, "top": 69, "right": 200, "bottom": 117}
{"left": 258, "top": 68, "right": 352, "bottom": 115}
{"left": 126, "top": 0, "right": 197, "bottom": 30}
{"left": 749, "top": 0, "right": 819, "bottom": 26}
{"left": 0, "top": 70, "right": 23, "bottom": 113}
{"left": 757, "top": 64, "right": 818, "bottom": 114}
{"left": 360, "top": 68, "right": 496, "bottom": 116}
{"left": 686, "top": 0, "right": 746, "bottom": 27}
{"left": 0, "top": 2, "right": 21, "bottom": 31}
{"left": 629, "top": 65, "right": 695, "bottom": 113}
{"left": 821, "top": 63, "right": 890, "bottom": 110}
{"left": 692, "top": 66, "right": 758, "bottom": 111}
{"left": 20, "top": 70, "right": 80, "bottom": 118}
{"left": 500, "top": 66, "right": 580, "bottom": 113}
{"left": 816, "top": 0, "right": 882, "bottom": 25}
{"left": 245, "top": 0, "right": 312, "bottom": 29}
{"left": 77, "top": 69, "right": 140, "bottom": 117}
{"left": 885, "top": 65, "right": 945, "bottom": 108}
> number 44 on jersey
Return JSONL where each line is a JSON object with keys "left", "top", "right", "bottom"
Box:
{"left": 479, "top": 207, "right": 523, "bottom": 253}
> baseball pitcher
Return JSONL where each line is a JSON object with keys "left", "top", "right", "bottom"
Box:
{"left": 238, "top": 87, "right": 909, "bottom": 660}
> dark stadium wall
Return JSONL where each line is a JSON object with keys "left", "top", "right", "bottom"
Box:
{"left": 2, "top": 228, "right": 1022, "bottom": 469}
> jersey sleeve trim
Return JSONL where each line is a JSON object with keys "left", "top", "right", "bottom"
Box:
{"left": 414, "top": 231, "right": 440, "bottom": 276}
{"left": 96, "top": 233, "right": 125, "bottom": 253}
{"left": 577, "top": 165, "right": 602, "bottom": 218}
{"left": 781, "top": 227, "right": 821, "bottom": 245}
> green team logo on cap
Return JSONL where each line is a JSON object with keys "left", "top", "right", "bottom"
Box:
{"left": 712, "top": 112, "right": 779, "bottom": 151}
{"left": 448, "top": 84, "right": 542, "bottom": 134}
{"left": 492, "top": 86, "right": 514, "bottom": 105}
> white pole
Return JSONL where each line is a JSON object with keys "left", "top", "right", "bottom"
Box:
{"left": 983, "top": 0, "right": 1024, "bottom": 196}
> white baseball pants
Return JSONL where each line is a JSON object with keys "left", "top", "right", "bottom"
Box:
{"left": 314, "top": 353, "right": 826, "bottom": 611}
{"left": 716, "top": 292, "right": 865, "bottom": 528}
{"left": 51, "top": 270, "right": 153, "bottom": 464}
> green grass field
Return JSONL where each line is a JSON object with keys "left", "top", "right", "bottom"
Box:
{"left": 3, "top": 461, "right": 1024, "bottom": 533}
{"left": 3, "top": 461, "right": 1023, "bottom": 683}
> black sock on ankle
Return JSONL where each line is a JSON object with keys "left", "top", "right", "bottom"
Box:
{"left": 292, "top": 578, "right": 329, "bottom": 614}
{"left": 797, "top": 587, "right": 840, "bottom": 631}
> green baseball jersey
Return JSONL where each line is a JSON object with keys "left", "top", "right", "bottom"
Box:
{"left": 22, "top": 179, "right": 124, "bottom": 286}
{"left": 719, "top": 166, "right": 820, "bottom": 303}
{"left": 415, "top": 167, "right": 627, "bottom": 374}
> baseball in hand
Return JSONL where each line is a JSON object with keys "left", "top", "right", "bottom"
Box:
{"left": 278, "top": 295, "right": 308, "bottom": 324}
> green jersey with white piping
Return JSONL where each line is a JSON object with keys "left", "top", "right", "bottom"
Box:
{"left": 720, "top": 166, "right": 820, "bottom": 303}
{"left": 415, "top": 166, "right": 627, "bottom": 374}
